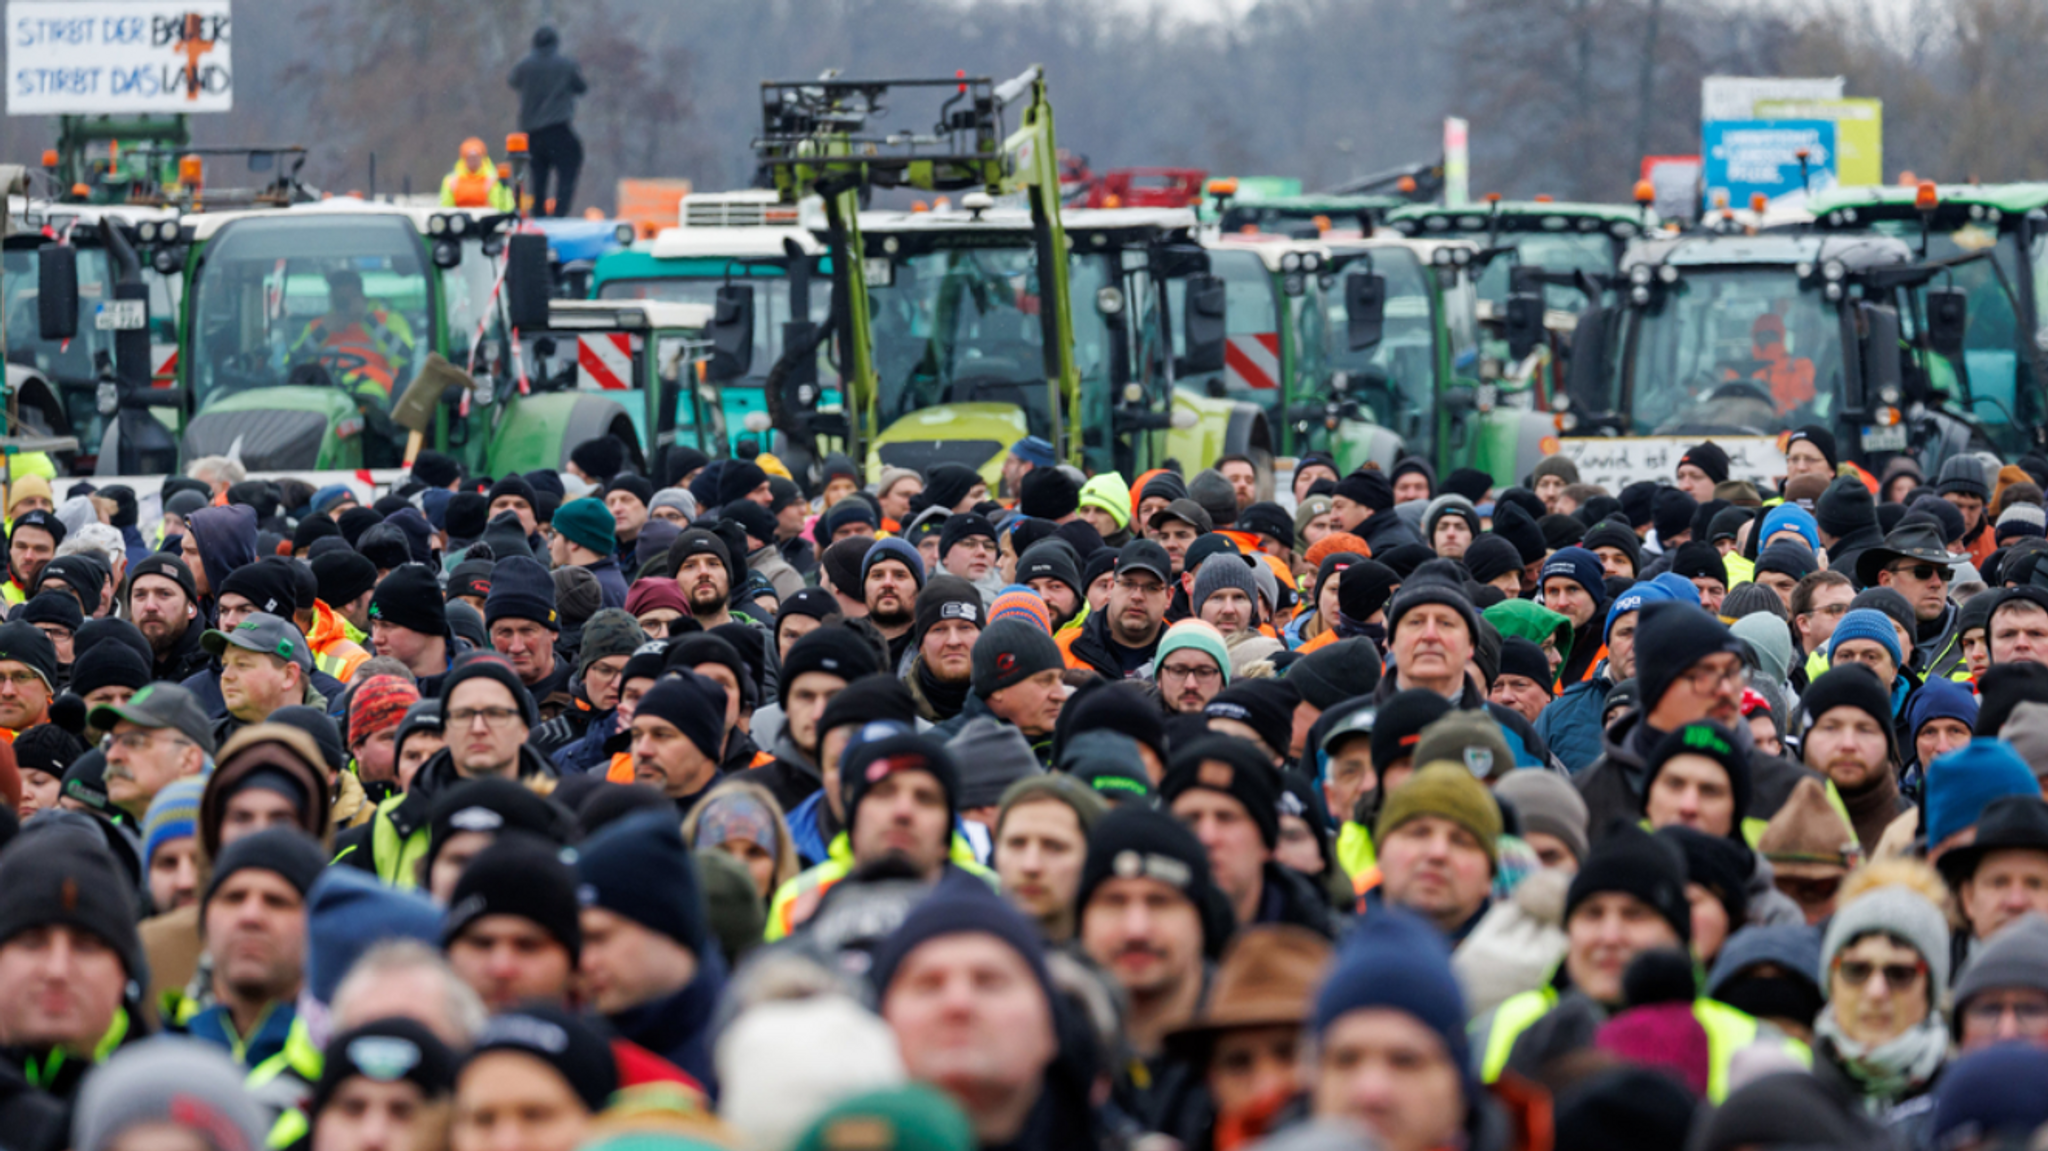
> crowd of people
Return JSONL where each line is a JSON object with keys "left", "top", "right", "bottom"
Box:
{"left": 6, "top": 426, "right": 2048, "bottom": 1151}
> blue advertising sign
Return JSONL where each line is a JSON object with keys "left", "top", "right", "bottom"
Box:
{"left": 1701, "top": 120, "right": 1835, "bottom": 213}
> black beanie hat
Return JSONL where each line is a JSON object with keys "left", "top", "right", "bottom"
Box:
{"left": 1581, "top": 520, "right": 1642, "bottom": 573}
{"left": 1286, "top": 638, "right": 1382, "bottom": 710}
{"left": 721, "top": 499, "right": 778, "bottom": 550}
{"left": 1372, "top": 688, "right": 1457, "bottom": 772}
{"left": 1015, "top": 541, "right": 1083, "bottom": 602}
{"left": 311, "top": 550, "right": 378, "bottom": 610}
{"left": 466, "top": 1004, "right": 617, "bottom": 1113}
{"left": 443, "top": 832, "right": 582, "bottom": 962}
{"left": 446, "top": 558, "right": 494, "bottom": 604}
{"left": 99, "top": 484, "right": 138, "bottom": 529}
{"left": 1786, "top": 425, "right": 1840, "bottom": 473}
{"left": 1138, "top": 471, "right": 1189, "bottom": 505}
{"left": 629, "top": 672, "right": 729, "bottom": 764}
{"left": 437, "top": 652, "right": 538, "bottom": 728}
{"left": 1669, "top": 540, "right": 1729, "bottom": 588}
{"left": 1539, "top": 512, "right": 1587, "bottom": 551}
{"left": 1566, "top": 821, "right": 1691, "bottom": 944}
{"left": 972, "top": 618, "right": 1062, "bottom": 697}
{"left": 938, "top": 513, "right": 998, "bottom": 560}
{"left": 819, "top": 673, "right": 921, "bottom": 738}
{"left": 1162, "top": 734, "right": 1281, "bottom": 848}
{"left": 1055, "top": 679, "right": 1167, "bottom": 766}
{"left": 1652, "top": 487, "right": 1698, "bottom": 543}
{"left": 1658, "top": 824, "right": 1750, "bottom": 928}
{"left": 1499, "top": 636, "right": 1552, "bottom": 686}
{"left": 126, "top": 551, "right": 197, "bottom": 608}
{"left": 21, "top": 590, "right": 81, "bottom": 635}
{"left": 914, "top": 576, "right": 985, "bottom": 644}
{"left": 841, "top": 731, "right": 961, "bottom": 821}
{"left": 717, "top": 461, "right": 770, "bottom": 507}
{"left": 0, "top": 834, "right": 144, "bottom": 981}
{"left": 1643, "top": 721, "right": 1752, "bottom": 836}
{"left": 484, "top": 556, "right": 558, "bottom": 631}
{"left": 355, "top": 525, "right": 413, "bottom": 572}
{"left": 219, "top": 558, "right": 296, "bottom": 618}
{"left": 780, "top": 626, "right": 882, "bottom": 708}
{"left": 444, "top": 492, "right": 489, "bottom": 542}
{"left": 68, "top": 639, "right": 151, "bottom": 698}
{"left": 1680, "top": 441, "right": 1731, "bottom": 485}
{"left": 1799, "top": 664, "right": 1897, "bottom": 759}
{"left": 1815, "top": 475, "right": 1877, "bottom": 540}
{"left": 1575, "top": 496, "right": 1624, "bottom": 527}
{"left": 312, "top": 1018, "right": 457, "bottom": 1118}
{"left": 1490, "top": 501, "right": 1546, "bottom": 565}
{"left": 1756, "top": 539, "right": 1818, "bottom": 581}
{"left": 1554, "top": 1067, "right": 1698, "bottom": 1151}
{"left": 411, "top": 449, "right": 462, "bottom": 490}
{"left": 203, "top": 825, "right": 328, "bottom": 910}
{"left": 370, "top": 563, "right": 448, "bottom": 638}
{"left": 1018, "top": 467, "right": 1081, "bottom": 521}
{"left": 570, "top": 436, "right": 628, "bottom": 482}
{"left": 1634, "top": 602, "right": 1743, "bottom": 716}
{"left": 1619, "top": 481, "right": 1659, "bottom": 529}
{"left": 293, "top": 514, "right": 342, "bottom": 554}
{"left": 1444, "top": 467, "right": 1492, "bottom": 503}
{"left": 424, "top": 778, "right": 574, "bottom": 876}
{"left": 819, "top": 538, "right": 876, "bottom": 600}
{"left": 1335, "top": 470, "right": 1394, "bottom": 513}
{"left": 1462, "top": 535, "right": 1524, "bottom": 586}
{"left": 1077, "top": 805, "right": 1234, "bottom": 957}
{"left": 1336, "top": 559, "right": 1398, "bottom": 623}
{"left": 486, "top": 474, "right": 537, "bottom": 514}
{"left": 0, "top": 621, "right": 58, "bottom": 693}
{"left": 1203, "top": 679, "right": 1301, "bottom": 761}
{"left": 575, "top": 807, "right": 709, "bottom": 954}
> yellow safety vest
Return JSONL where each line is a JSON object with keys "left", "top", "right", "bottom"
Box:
{"left": 766, "top": 831, "right": 998, "bottom": 941}
{"left": 249, "top": 1016, "right": 324, "bottom": 1148}
{"left": 1335, "top": 821, "right": 1376, "bottom": 880}
{"left": 1475, "top": 987, "right": 1809, "bottom": 1102}
{"left": 21, "top": 1008, "right": 127, "bottom": 1091}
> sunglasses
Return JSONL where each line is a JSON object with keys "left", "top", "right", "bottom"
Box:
{"left": 1835, "top": 957, "right": 1926, "bottom": 989}
{"left": 1889, "top": 563, "right": 1947, "bottom": 582}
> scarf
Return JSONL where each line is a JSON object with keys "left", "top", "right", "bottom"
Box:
{"left": 1332, "top": 611, "right": 1386, "bottom": 657}
{"left": 1835, "top": 768, "right": 1905, "bottom": 856}
{"left": 1815, "top": 1007, "right": 1947, "bottom": 1106}
{"left": 916, "top": 658, "right": 971, "bottom": 719}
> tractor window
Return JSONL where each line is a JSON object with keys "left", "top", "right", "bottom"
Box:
{"left": 188, "top": 215, "right": 430, "bottom": 408}
{"left": 1326, "top": 250, "right": 1439, "bottom": 455}
{"left": 2, "top": 243, "right": 118, "bottom": 452}
{"left": 1624, "top": 269, "right": 1844, "bottom": 437}
{"left": 596, "top": 274, "right": 829, "bottom": 385}
{"left": 1450, "top": 229, "right": 1615, "bottom": 312}
{"left": 870, "top": 245, "right": 1056, "bottom": 435}
{"left": 441, "top": 237, "right": 501, "bottom": 369}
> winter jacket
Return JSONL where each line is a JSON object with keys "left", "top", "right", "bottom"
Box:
{"left": 1535, "top": 670, "right": 1612, "bottom": 774}
{"left": 508, "top": 31, "right": 586, "bottom": 131}
{"left": 748, "top": 545, "right": 804, "bottom": 602}
{"left": 583, "top": 557, "right": 629, "bottom": 610}
{"left": 330, "top": 743, "right": 555, "bottom": 886}
{"left": 733, "top": 730, "right": 822, "bottom": 813}
{"left": 1576, "top": 708, "right": 1659, "bottom": 843}
{"left": 606, "top": 949, "right": 726, "bottom": 1097}
{"left": 1058, "top": 606, "right": 1159, "bottom": 681}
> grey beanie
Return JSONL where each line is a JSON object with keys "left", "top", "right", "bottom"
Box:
{"left": 945, "top": 717, "right": 1046, "bottom": 808}
{"left": 75, "top": 1037, "right": 269, "bottom": 1151}
{"left": 649, "top": 488, "right": 698, "bottom": 522}
{"left": 1191, "top": 552, "right": 1259, "bottom": 616}
{"left": 1422, "top": 493, "right": 1481, "bottom": 541}
{"left": 1494, "top": 770, "right": 1591, "bottom": 864}
{"left": 1952, "top": 914, "right": 2048, "bottom": 1032}
{"left": 1821, "top": 884, "right": 1952, "bottom": 994}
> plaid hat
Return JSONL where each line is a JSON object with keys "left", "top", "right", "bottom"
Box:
{"left": 348, "top": 675, "right": 419, "bottom": 749}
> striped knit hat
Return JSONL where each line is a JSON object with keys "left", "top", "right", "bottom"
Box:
{"left": 988, "top": 585, "right": 1054, "bottom": 634}
{"left": 143, "top": 776, "right": 207, "bottom": 870}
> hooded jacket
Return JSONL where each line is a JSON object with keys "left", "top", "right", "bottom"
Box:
{"left": 1534, "top": 668, "right": 1613, "bottom": 775}
{"left": 508, "top": 28, "right": 586, "bottom": 132}
{"left": 747, "top": 545, "right": 804, "bottom": 601}
{"left": 183, "top": 505, "right": 258, "bottom": 615}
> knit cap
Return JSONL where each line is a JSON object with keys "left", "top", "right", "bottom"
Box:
{"left": 443, "top": 832, "right": 583, "bottom": 964}
{"left": 945, "top": 717, "right": 1045, "bottom": 809}
{"left": 1926, "top": 739, "right": 2041, "bottom": 847}
{"left": 863, "top": 535, "right": 927, "bottom": 589}
{"left": 310, "top": 1017, "right": 457, "bottom": 1120}
{"left": 483, "top": 555, "right": 558, "bottom": 631}
{"left": 1826, "top": 607, "right": 1902, "bottom": 667}
{"left": 987, "top": 585, "right": 1054, "bottom": 633}
{"left": 1411, "top": 710, "right": 1517, "bottom": 783}
{"left": 142, "top": 776, "right": 205, "bottom": 872}
{"left": 1374, "top": 760, "right": 1503, "bottom": 869}
{"left": 1285, "top": 638, "right": 1381, "bottom": 709}
{"left": 1312, "top": 908, "right": 1471, "bottom": 1086}
{"left": 971, "top": 618, "right": 1063, "bottom": 698}
{"left": 1566, "top": 823, "right": 1690, "bottom": 944}
{"left": 1191, "top": 552, "right": 1259, "bottom": 616}
{"left": 868, "top": 870, "right": 1052, "bottom": 1010}
{"left": 1162, "top": 735, "right": 1280, "bottom": 847}
{"left": 1642, "top": 721, "right": 1752, "bottom": 838}
{"left": 551, "top": 496, "right": 617, "bottom": 556}
{"left": 466, "top": 1004, "right": 617, "bottom": 1114}
{"left": 841, "top": 729, "right": 961, "bottom": 823}
{"left": 203, "top": 826, "right": 328, "bottom": 911}
{"left": 1821, "top": 883, "right": 1951, "bottom": 992}
{"left": 73, "top": 1039, "right": 268, "bottom": 1151}
{"left": 575, "top": 808, "right": 708, "bottom": 954}
{"left": 348, "top": 674, "right": 419, "bottom": 748}
{"left": 1634, "top": 601, "right": 1743, "bottom": 715}
{"left": 1077, "top": 805, "right": 1232, "bottom": 956}
{"left": 1202, "top": 678, "right": 1300, "bottom": 760}
{"left": 1494, "top": 770, "right": 1589, "bottom": 864}
{"left": 1078, "top": 473, "right": 1131, "bottom": 529}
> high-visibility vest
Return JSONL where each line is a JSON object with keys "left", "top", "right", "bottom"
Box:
{"left": 366, "top": 793, "right": 430, "bottom": 889}
{"left": 248, "top": 1016, "right": 324, "bottom": 1148}
{"left": 1476, "top": 987, "right": 1808, "bottom": 1102}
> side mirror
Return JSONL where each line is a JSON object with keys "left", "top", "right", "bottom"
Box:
{"left": 1345, "top": 272, "right": 1386, "bottom": 351}
{"left": 1154, "top": 244, "right": 1209, "bottom": 280}
{"left": 504, "top": 233, "right": 551, "bottom": 331}
{"left": 708, "top": 284, "right": 755, "bottom": 380}
{"left": 1564, "top": 305, "right": 1611, "bottom": 414}
{"left": 1926, "top": 286, "right": 1967, "bottom": 357}
{"left": 1856, "top": 302, "right": 1902, "bottom": 415}
{"left": 1180, "top": 273, "right": 1226, "bottom": 375}
{"left": 1505, "top": 292, "right": 1545, "bottom": 359}
{"left": 37, "top": 244, "right": 78, "bottom": 342}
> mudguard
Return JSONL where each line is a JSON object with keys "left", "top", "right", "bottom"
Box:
{"left": 181, "top": 387, "right": 362, "bottom": 471}
{"left": 1467, "top": 409, "right": 1556, "bottom": 487}
{"left": 864, "top": 403, "right": 1030, "bottom": 487}
{"left": 1327, "top": 418, "right": 1405, "bottom": 474}
{"left": 488, "top": 392, "right": 643, "bottom": 475}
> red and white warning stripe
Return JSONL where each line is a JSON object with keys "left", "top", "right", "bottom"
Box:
{"left": 577, "top": 333, "right": 634, "bottom": 391}
{"left": 1224, "top": 332, "right": 1280, "bottom": 390}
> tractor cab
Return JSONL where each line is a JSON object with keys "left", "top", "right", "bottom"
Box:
{"left": 516, "top": 299, "right": 718, "bottom": 458}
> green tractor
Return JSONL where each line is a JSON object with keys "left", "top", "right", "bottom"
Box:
{"left": 1805, "top": 182, "right": 2048, "bottom": 456}
{"left": 1554, "top": 231, "right": 1994, "bottom": 491}
{"left": 128, "top": 199, "right": 648, "bottom": 479}
{"left": 748, "top": 69, "right": 1267, "bottom": 488}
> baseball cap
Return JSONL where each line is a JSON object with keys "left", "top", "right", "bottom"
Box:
{"left": 200, "top": 612, "right": 314, "bottom": 673}
{"left": 87, "top": 681, "right": 217, "bottom": 755}
{"left": 1115, "top": 539, "right": 1172, "bottom": 584}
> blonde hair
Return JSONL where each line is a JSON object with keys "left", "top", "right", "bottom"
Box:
{"left": 1836, "top": 856, "right": 1953, "bottom": 917}
{"left": 682, "top": 777, "right": 801, "bottom": 895}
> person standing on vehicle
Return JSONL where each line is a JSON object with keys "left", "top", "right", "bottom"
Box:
{"left": 509, "top": 27, "right": 587, "bottom": 217}
{"left": 438, "top": 137, "right": 515, "bottom": 211}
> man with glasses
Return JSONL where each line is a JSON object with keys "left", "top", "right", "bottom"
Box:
{"left": 1060, "top": 540, "right": 1174, "bottom": 680}
{"left": 1578, "top": 602, "right": 1750, "bottom": 843}
{"left": 1154, "top": 621, "right": 1230, "bottom": 714}
{"left": 1800, "top": 664, "right": 1906, "bottom": 855}
{"left": 0, "top": 619, "right": 57, "bottom": 736}
{"left": 1857, "top": 522, "right": 1967, "bottom": 681}
{"left": 1791, "top": 570, "right": 1855, "bottom": 683}
{"left": 1951, "top": 914, "right": 2048, "bottom": 1053}
{"left": 94, "top": 682, "right": 217, "bottom": 820}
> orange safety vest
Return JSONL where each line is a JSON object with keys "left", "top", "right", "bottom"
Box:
{"left": 1555, "top": 643, "right": 1607, "bottom": 696}
{"left": 446, "top": 167, "right": 497, "bottom": 208}
{"left": 605, "top": 751, "right": 633, "bottom": 783}
{"left": 1295, "top": 628, "right": 1339, "bottom": 656}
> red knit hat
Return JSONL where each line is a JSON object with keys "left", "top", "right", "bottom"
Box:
{"left": 1595, "top": 1002, "right": 1709, "bottom": 1098}
{"left": 348, "top": 675, "right": 420, "bottom": 749}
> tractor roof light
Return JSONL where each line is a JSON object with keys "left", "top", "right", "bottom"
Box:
{"left": 1206, "top": 178, "right": 1238, "bottom": 198}
{"left": 506, "top": 133, "right": 529, "bottom": 156}
{"left": 39, "top": 149, "right": 57, "bottom": 168}
{"left": 1750, "top": 192, "right": 1768, "bottom": 213}
{"left": 1629, "top": 264, "right": 1654, "bottom": 286}
{"left": 1634, "top": 179, "right": 1655, "bottom": 205}
{"left": 178, "top": 155, "right": 203, "bottom": 187}
{"left": 1916, "top": 181, "right": 1940, "bottom": 212}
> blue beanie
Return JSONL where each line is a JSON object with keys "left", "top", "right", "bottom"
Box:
{"left": 1009, "top": 436, "right": 1057, "bottom": 469}
{"left": 1760, "top": 504, "right": 1822, "bottom": 553}
{"left": 1906, "top": 678, "right": 1979, "bottom": 741}
{"left": 311, "top": 484, "right": 354, "bottom": 516}
{"left": 305, "top": 868, "right": 442, "bottom": 1005}
{"left": 1538, "top": 546, "right": 1607, "bottom": 608}
{"left": 575, "top": 808, "right": 709, "bottom": 955}
{"left": 142, "top": 776, "right": 205, "bottom": 871}
{"left": 869, "top": 869, "right": 1052, "bottom": 1004}
{"left": 1931, "top": 1043, "right": 2048, "bottom": 1151}
{"left": 1650, "top": 571, "right": 1702, "bottom": 604}
{"left": 1312, "top": 907, "right": 1471, "bottom": 1088}
{"left": 1927, "top": 739, "right": 2041, "bottom": 847}
{"left": 1827, "top": 608, "right": 1903, "bottom": 668}
{"left": 1603, "top": 580, "right": 1672, "bottom": 644}
{"left": 861, "top": 536, "right": 927, "bottom": 590}
{"left": 483, "top": 555, "right": 559, "bottom": 631}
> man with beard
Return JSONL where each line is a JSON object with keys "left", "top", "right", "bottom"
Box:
{"left": 1060, "top": 539, "right": 1173, "bottom": 680}
{"left": 862, "top": 537, "right": 926, "bottom": 669}
{"left": 903, "top": 577, "right": 984, "bottom": 724}
{"left": 1800, "top": 664, "right": 1906, "bottom": 855}
{"left": 126, "top": 553, "right": 210, "bottom": 683}
{"left": 4, "top": 509, "right": 63, "bottom": 604}
{"left": 187, "top": 828, "right": 326, "bottom": 1070}
{"left": 1015, "top": 541, "right": 1084, "bottom": 631}
{"left": 672, "top": 528, "right": 737, "bottom": 630}
{"left": 1538, "top": 547, "right": 1610, "bottom": 689}
{"left": 739, "top": 627, "right": 880, "bottom": 813}
{"left": 1153, "top": 621, "right": 1231, "bottom": 714}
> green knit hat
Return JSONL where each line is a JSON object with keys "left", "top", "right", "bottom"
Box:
{"left": 1153, "top": 619, "right": 1231, "bottom": 683}
{"left": 1078, "top": 472, "right": 1132, "bottom": 529}
{"left": 1375, "top": 761, "right": 1503, "bottom": 869}
{"left": 792, "top": 1086, "right": 975, "bottom": 1151}
{"left": 1410, "top": 711, "right": 1517, "bottom": 782}
{"left": 551, "top": 496, "right": 618, "bottom": 556}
